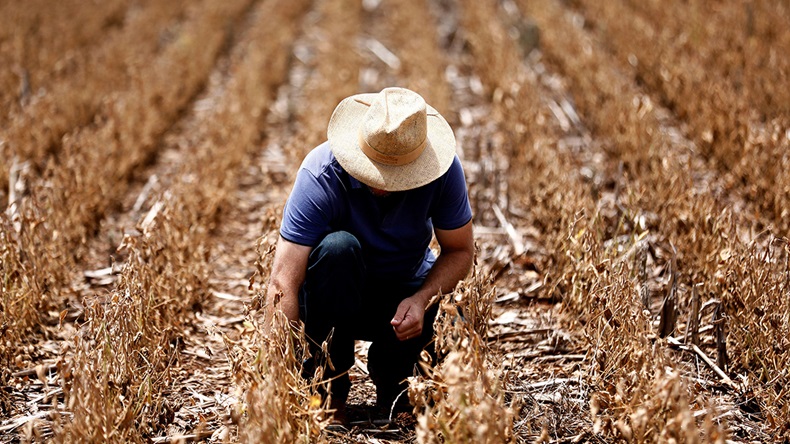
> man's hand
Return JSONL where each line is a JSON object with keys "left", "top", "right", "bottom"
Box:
{"left": 265, "top": 236, "right": 310, "bottom": 329}
{"left": 389, "top": 221, "right": 474, "bottom": 341}
{"left": 390, "top": 295, "right": 428, "bottom": 341}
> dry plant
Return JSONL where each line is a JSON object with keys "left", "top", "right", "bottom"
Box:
{"left": 0, "top": 216, "right": 22, "bottom": 415}
{"left": 0, "top": 0, "right": 188, "bottom": 197}
{"left": 56, "top": 0, "right": 309, "bottom": 438}
{"left": 0, "top": 0, "right": 128, "bottom": 124}
{"left": 232, "top": 311, "right": 330, "bottom": 443}
{"left": 590, "top": 370, "right": 726, "bottom": 444}
{"left": 229, "top": 232, "right": 330, "bottom": 442}
{"left": 0, "top": 192, "right": 72, "bottom": 375}
{"left": 717, "top": 236, "right": 790, "bottom": 438}
{"left": 56, "top": 230, "right": 197, "bottom": 442}
{"left": 517, "top": 0, "right": 738, "bottom": 295}
{"left": 563, "top": 225, "right": 728, "bottom": 443}
{"left": 21, "top": 0, "right": 128, "bottom": 87}
{"left": 383, "top": 0, "right": 451, "bottom": 115}
{"left": 410, "top": 267, "right": 517, "bottom": 444}
{"left": 0, "top": 0, "right": 250, "bottom": 372}
{"left": 622, "top": 0, "right": 789, "bottom": 119}
{"left": 459, "top": 0, "right": 768, "bottom": 440}
{"left": 574, "top": 0, "right": 790, "bottom": 231}
{"left": 458, "top": 0, "right": 520, "bottom": 96}
{"left": 2, "top": 0, "right": 787, "bottom": 441}
{"left": 290, "top": 0, "right": 361, "bottom": 163}
{"left": 459, "top": 0, "right": 597, "bottom": 286}
{"left": 519, "top": 1, "right": 788, "bottom": 437}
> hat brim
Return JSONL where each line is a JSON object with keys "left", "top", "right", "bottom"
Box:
{"left": 327, "top": 93, "right": 457, "bottom": 192}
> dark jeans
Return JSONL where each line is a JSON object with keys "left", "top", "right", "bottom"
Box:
{"left": 299, "top": 231, "right": 438, "bottom": 407}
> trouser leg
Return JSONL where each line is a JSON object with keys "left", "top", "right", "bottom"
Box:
{"left": 365, "top": 282, "right": 439, "bottom": 410}
{"left": 299, "top": 231, "right": 365, "bottom": 403}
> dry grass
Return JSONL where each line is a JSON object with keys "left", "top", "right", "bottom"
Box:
{"left": 1, "top": 0, "right": 788, "bottom": 441}
{"left": 52, "top": 0, "right": 309, "bottom": 439}
{"left": 0, "top": 0, "right": 188, "bottom": 199}
{"left": 411, "top": 267, "right": 517, "bottom": 443}
{"left": 232, "top": 300, "right": 330, "bottom": 442}
{"left": 573, "top": 0, "right": 790, "bottom": 231}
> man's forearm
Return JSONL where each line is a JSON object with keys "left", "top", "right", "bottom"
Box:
{"left": 265, "top": 280, "right": 300, "bottom": 323}
{"left": 413, "top": 248, "right": 474, "bottom": 307}
{"left": 264, "top": 236, "right": 311, "bottom": 327}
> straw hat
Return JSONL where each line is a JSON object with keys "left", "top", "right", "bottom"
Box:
{"left": 327, "top": 87, "right": 457, "bottom": 192}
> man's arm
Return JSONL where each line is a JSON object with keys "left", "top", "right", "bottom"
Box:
{"left": 390, "top": 220, "right": 474, "bottom": 341}
{"left": 265, "top": 236, "right": 311, "bottom": 326}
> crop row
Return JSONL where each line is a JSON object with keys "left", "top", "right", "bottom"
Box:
{"left": 235, "top": 2, "right": 363, "bottom": 438}
{"left": 0, "top": 0, "right": 188, "bottom": 205}
{"left": 520, "top": 0, "right": 731, "bottom": 285}
{"left": 382, "top": 0, "right": 452, "bottom": 116}
{"left": 57, "top": 0, "right": 311, "bottom": 440}
{"left": 441, "top": 0, "right": 583, "bottom": 440}
{"left": 0, "top": 0, "right": 129, "bottom": 126}
{"left": 289, "top": 0, "right": 361, "bottom": 164}
{"left": 454, "top": 0, "right": 782, "bottom": 440}
{"left": 0, "top": 0, "right": 253, "bottom": 405}
{"left": 452, "top": 0, "right": 585, "bottom": 439}
{"left": 574, "top": 0, "right": 790, "bottom": 232}
{"left": 623, "top": 0, "right": 789, "bottom": 119}
{"left": 379, "top": 0, "right": 520, "bottom": 440}
{"left": 521, "top": 0, "right": 733, "bottom": 435}
{"left": 566, "top": 1, "right": 789, "bottom": 435}
{"left": 521, "top": 0, "right": 788, "bottom": 439}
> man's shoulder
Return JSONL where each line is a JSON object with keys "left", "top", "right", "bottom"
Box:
{"left": 295, "top": 141, "right": 351, "bottom": 197}
{"left": 299, "top": 141, "right": 336, "bottom": 176}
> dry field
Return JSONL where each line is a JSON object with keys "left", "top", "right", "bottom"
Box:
{"left": 1, "top": 0, "right": 788, "bottom": 442}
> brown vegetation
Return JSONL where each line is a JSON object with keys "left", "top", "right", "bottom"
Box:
{"left": 55, "top": 0, "right": 308, "bottom": 441}
{"left": 573, "top": 0, "right": 790, "bottom": 230}
{"left": 1, "top": 0, "right": 188, "bottom": 200}
{"left": 1, "top": 0, "right": 787, "bottom": 442}
{"left": 0, "top": 0, "right": 129, "bottom": 126}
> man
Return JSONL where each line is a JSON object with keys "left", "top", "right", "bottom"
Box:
{"left": 265, "top": 87, "right": 474, "bottom": 425}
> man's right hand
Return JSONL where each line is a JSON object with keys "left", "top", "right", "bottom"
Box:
{"left": 390, "top": 293, "right": 430, "bottom": 341}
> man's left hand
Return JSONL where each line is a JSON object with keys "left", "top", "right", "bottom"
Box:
{"left": 390, "top": 295, "right": 427, "bottom": 341}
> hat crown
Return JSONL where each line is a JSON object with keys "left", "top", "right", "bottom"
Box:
{"left": 327, "top": 86, "right": 456, "bottom": 192}
{"left": 362, "top": 87, "right": 427, "bottom": 158}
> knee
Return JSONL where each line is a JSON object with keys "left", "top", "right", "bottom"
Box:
{"left": 312, "top": 231, "right": 362, "bottom": 263}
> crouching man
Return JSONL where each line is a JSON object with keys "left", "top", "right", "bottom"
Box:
{"left": 265, "top": 87, "right": 473, "bottom": 426}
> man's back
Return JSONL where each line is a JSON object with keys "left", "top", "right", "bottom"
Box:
{"left": 280, "top": 141, "right": 471, "bottom": 280}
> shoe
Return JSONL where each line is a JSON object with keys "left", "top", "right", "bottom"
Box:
{"left": 326, "top": 399, "right": 349, "bottom": 432}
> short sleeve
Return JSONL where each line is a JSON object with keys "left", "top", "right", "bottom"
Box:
{"left": 280, "top": 168, "right": 333, "bottom": 246}
{"left": 431, "top": 156, "right": 473, "bottom": 230}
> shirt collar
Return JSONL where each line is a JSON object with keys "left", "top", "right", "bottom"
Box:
{"left": 348, "top": 173, "right": 365, "bottom": 190}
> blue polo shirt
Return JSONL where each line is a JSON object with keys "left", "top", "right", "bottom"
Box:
{"left": 280, "top": 142, "right": 472, "bottom": 280}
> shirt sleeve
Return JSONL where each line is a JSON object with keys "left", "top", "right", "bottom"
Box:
{"left": 431, "top": 156, "right": 473, "bottom": 230}
{"left": 279, "top": 168, "right": 333, "bottom": 246}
